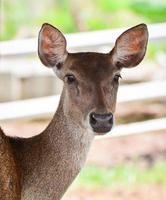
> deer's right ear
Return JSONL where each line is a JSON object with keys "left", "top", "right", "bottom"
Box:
{"left": 38, "top": 23, "right": 68, "bottom": 68}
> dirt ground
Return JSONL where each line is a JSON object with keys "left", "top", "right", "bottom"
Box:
{"left": 87, "top": 130, "right": 166, "bottom": 167}
{"left": 64, "top": 185, "right": 166, "bottom": 200}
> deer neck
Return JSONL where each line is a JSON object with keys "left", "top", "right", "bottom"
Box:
{"left": 44, "top": 92, "right": 94, "bottom": 166}
{"left": 12, "top": 89, "right": 94, "bottom": 199}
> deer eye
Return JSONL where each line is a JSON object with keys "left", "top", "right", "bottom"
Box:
{"left": 65, "top": 74, "right": 77, "bottom": 84}
{"left": 114, "top": 74, "right": 122, "bottom": 82}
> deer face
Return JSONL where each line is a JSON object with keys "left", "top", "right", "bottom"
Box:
{"left": 38, "top": 23, "right": 148, "bottom": 135}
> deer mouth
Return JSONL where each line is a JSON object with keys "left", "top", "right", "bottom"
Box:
{"left": 92, "top": 124, "right": 113, "bottom": 135}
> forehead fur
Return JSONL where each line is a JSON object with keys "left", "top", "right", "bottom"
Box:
{"left": 64, "top": 52, "right": 118, "bottom": 81}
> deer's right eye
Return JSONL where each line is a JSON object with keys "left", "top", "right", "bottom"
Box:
{"left": 65, "top": 74, "right": 77, "bottom": 84}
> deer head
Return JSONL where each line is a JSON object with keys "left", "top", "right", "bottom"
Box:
{"left": 38, "top": 23, "right": 148, "bottom": 135}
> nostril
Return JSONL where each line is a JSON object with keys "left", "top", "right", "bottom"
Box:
{"left": 90, "top": 113, "right": 97, "bottom": 125}
{"left": 108, "top": 118, "right": 113, "bottom": 125}
{"left": 108, "top": 114, "right": 113, "bottom": 124}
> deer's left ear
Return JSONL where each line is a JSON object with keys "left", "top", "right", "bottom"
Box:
{"left": 38, "top": 23, "right": 68, "bottom": 68}
{"left": 111, "top": 24, "right": 148, "bottom": 68}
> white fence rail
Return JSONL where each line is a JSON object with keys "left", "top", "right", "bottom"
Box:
{"left": 1, "top": 23, "right": 166, "bottom": 57}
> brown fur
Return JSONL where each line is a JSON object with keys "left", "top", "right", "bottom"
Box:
{"left": 0, "top": 128, "right": 21, "bottom": 200}
{"left": 0, "top": 23, "right": 148, "bottom": 200}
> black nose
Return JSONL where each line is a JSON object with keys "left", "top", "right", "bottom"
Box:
{"left": 89, "top": 112, "right": 113, "bottom": 134}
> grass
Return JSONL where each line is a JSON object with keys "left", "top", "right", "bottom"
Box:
{"left": 72, "top": 161, "right": 166, "bottom": 189}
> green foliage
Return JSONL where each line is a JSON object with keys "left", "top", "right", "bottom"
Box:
{"left": 131, "top": 1, "right": 166, "bottom": 23}
{"left": 86, "top": 17, "right": 110, "bottom": 30}
{"left": 147, "top": 42, "right": 166, "bottom": 59}
{"left": 95, "top": 0, "right": 133, "bottom": 12}
{"left": 36, "top": 9, "right": 76, "bottom": 33}
{"left": 2, "top": 1, "right": 18, "bottom": 40}
{"left": 73, "top": 162, "right": 166, "bottom": 189}
{"left": 1, "top": 0, "right": 31, "bottom": 40}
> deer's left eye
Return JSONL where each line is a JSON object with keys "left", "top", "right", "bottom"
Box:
{"left": 65, "top": 74, "right": 77, "bottom": 84}
{"left": 114, "top": 74, "right": 122, "bottom": 82}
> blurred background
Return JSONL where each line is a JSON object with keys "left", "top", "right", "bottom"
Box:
{"left": 0, "top": 0, "right": 166, "bottom": 199}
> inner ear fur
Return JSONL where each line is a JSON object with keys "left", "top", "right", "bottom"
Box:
{"left": 111, "top": 23, "right": 148, "bottom": 68}
{"left": 38, "top": 23, "right": 68, "bottom": 68}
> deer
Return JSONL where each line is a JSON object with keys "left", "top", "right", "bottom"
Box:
{"left": 0, "top": 23, "right": 148, "bottom": 200}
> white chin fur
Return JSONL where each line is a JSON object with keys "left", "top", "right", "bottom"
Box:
{"left": 53, "top": 66, "right": 57, "bottom": 74}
